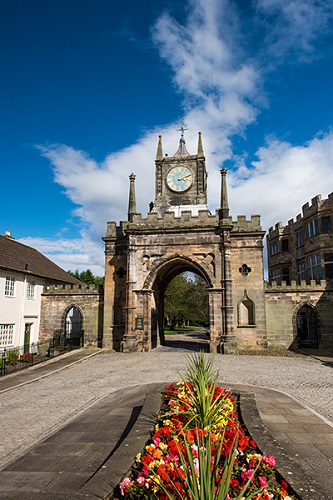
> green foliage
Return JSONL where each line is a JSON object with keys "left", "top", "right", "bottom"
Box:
{"left": 6, "top": 349, "right": 19, "bottom": 364}
{"left": 67, "top": 269, "right": 104, "bottom": 286}
{"left": 179, "top": 352, "right": 231, "bottom": 430}
{"left": 164, "top": 273, "right": 209, "bottom": 327}
{"left": 155, "top": 431, "right": 259, "bottom": 500}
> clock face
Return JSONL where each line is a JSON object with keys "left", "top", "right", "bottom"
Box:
{"left": 166, "top": 166, "right": 193, "bottom": 192}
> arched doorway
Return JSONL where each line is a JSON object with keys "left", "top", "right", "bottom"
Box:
{"left": 65, "top": 306, "right": 83, "bottom": 347}
{"left": 148, "top": 257, "right": 212, "bottom": 351}
{"left": 296, "top": 304, "right": 318, "bottom": 348}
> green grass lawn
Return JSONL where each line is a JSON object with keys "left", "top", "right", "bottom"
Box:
{"left": 164, "top": 326, "right": 205, "bottom": 335}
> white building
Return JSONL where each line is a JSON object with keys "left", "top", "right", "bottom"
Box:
{"left": 0, "top": 232, "right": 80, "bottom": 352}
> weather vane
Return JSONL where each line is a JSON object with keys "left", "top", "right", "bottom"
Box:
{"left": 177, "top": 117, "right": 188, "bottom": 140}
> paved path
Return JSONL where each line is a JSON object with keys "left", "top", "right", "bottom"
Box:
{"left": 0, "top": 345, "right": 332, "bottom": 498}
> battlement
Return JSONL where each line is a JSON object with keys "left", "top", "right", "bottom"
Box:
{"left": 44, "top": 283, "right": 103, "bottom": 295}
{"left": 265, "top": 279, "right": 332, "bottom": 292}
{"left": 105, "top": 210, "right": 263, "bottom": 236}
{"left": 268, "top": 221, "right": 290, "bottom": 239}
{"left": 231, "top": 214, "right": 262, "bottom": 232}
{"left": 268, "top": 192, "right": 333, "bottom": 238}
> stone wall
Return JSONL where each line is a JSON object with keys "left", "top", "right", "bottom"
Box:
{"left": 265, "top": 280, "right": 333, "bottom": 348}
{"left": 103, "top": 209, "right": 267, "bottom": 352}
{"left": 40, "top": 284, "right": 104, "bottom": 347}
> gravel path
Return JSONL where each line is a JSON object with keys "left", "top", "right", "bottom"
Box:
{"left": 0, "top": 348, "right": 332, "bottom": 469}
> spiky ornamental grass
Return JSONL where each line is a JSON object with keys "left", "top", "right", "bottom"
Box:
{"left": 115, "top": 352, "right": 296, "bottom": 500}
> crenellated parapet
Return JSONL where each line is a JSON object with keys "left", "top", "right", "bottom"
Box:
{"left": 104, "top": 211, "right": 263, "bottom": 235}
{"left": 231, "top": 214, "right": 262, "bottom": 232}
{"left": 44, "top": 283, "right": 103, "bottom": 295}
{"left": 265, "top": 279, "right": 332, "bottom": 292}
{"left": 268, "top": 192, "right": 333, "bottom": 234}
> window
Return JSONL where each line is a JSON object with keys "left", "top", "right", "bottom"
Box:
{"left": 321, "top": 216, "right": 331, "bottom": 233}
{"left": 281, "top": 239, "right": 289, "bottom": 252}
{"left": 296, "top": 231, "right": 304, "bottom": 247}
{"left": 0, "top": 324, "right": 14, "bottom": 346}
{"left": 282, "top": 267, "right": 290, "bottom": 285}
{"left": 324, "top": 253, "right": 333, "bottom": 279}
{"left": 298, "top": 262, "right": 305, "bottom": 282}
{"left": 271, "top": 268, "right": 281, "bottom": 284}
{"left": 305, "top": 219, "right": 320, "bottom": 238}
{"left": 306, "top": 255, "right": 322, "bottom": 281}
{"left": 271, "top": 241, "right": 280, "bottom": 256}
{"left": 27, "top": 281, "right": 35, "bottom": 299}
{"left": 5, "top": 276, "right": 15, "bottom": 297}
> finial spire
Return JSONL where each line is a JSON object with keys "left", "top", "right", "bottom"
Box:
{"left": 197, "top": 132, "right": 204, "bottom": 155}
{"left": 219, "top": 168, "right": 230, "bottom": 221}
{"left": 174, "top": 117, "right": 190, "bottom": 156}
{"left": 128, "top": 173, "right": 137, "bottom": 222}
{"left": 156, "top": 135, "right": 163, "bottom": 160}
{"left": 177, "top": 117, "right": 188, "bottom": 142}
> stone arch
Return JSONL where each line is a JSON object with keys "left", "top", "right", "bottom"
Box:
{"left": 62, "top": 304, "right": 84, "bottom": 346}
{"left": 293, "top": 302, "right": 319, "bottom": 348}
{"left": 237, "top": 291, "right": 255, "bottom": 326}
{"left": 142, "top": 255, "right": 214, "bottom": 349}
{"left": 143, "top": 254, "right": 214, "bottom": 291}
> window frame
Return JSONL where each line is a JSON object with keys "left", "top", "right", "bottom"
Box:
{"left": 305, "top": 219, "right": 320, "bottom": 238}
{"left": 321, "top": 216, "right": 331, "bottom": 233}
{"left": 0, "top": 324, "right": 14, "bottom": 346}
{"left": 5, "top": 276, "right": 15, "bottom": 297}
{"left": 270, "top": 240, "right": 280, "bottom": 256}
{"left": 271, "top": 268, "right": 281, "bottom": 285}
{"left": 306, "top": 255, "right": 322, "bottom": 281}
{"left": 26, "top": 280, "right": 36, "bottom": 300}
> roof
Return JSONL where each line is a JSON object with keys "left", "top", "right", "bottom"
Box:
{"left": 0, "top": 235, "right": 82, "bottom": 285}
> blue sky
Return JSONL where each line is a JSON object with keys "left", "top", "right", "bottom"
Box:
{"left": 1, "top": 0, "right": 333, "bottom": 275}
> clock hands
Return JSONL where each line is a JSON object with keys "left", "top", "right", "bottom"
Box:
{"left": 178, "top": 173, "right": 192, "bottom": 181}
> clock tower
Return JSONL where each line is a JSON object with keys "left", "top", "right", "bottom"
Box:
{"left": 153, "top": 125, "right": 208, "bottom": 216}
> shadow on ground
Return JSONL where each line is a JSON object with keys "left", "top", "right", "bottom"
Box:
{"left": 162, "top": 329, "right": 210, "bottom": 352}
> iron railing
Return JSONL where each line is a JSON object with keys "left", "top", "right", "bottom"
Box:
{"left": 0, "top": 332, "right": 84, "bottom": 377}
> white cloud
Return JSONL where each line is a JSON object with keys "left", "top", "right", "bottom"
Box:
{"left": 227, "top": 131, "right": 333, "bottom": 231}
{"left": 255, "top": 0, "right": 333, "bottom": 62}
{"left": 18, "top": 235, "right": 105, "bottom": 276}
{"left": 34, "top": 0, "right": 333, "bottom": 274}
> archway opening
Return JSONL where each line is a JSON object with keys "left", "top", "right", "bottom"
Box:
{"left": 65, "top": 306, "right": 83, "bottom": 347}
{"left": 296, "top": 304, "right": 318, "bottom": 348}
{"left": 151, "top": 260, "right": 211, "bottom": 351}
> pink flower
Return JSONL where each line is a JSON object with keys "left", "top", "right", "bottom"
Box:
{"left": 153, "top": 437, "right": 161, "bottom": 446}
{"left": 241, "top": 468, "right": 255, "bottom": 481}
{"left": 119, "top": 478, "right": 133, "bottom": 495}
{"left": 262, "top": 454, "right": 276, "bottom": 467}
{"left": 259, "top": 475, "right": 267, "bottom": 488}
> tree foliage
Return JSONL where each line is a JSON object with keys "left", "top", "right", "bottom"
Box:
{"left": 164, "top": 273, "right": 209, "bottom": 328}
{"left": 67, "top": 269, "right": 104, "bottom": 286}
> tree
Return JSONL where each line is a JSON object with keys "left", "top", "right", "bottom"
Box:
{"left": 67, "top": 269, "right": 104, "bottom": 286}
{"left": 164, "top": 273, "right": 209, "bottom": 327}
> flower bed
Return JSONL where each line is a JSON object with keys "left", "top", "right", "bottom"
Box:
{"left": 114, "top": 353, "right": 297, "bottom": 500}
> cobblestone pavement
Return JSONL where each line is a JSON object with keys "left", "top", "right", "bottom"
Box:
{"left": 0, "top": 348, "right": 332, "bottom": 470}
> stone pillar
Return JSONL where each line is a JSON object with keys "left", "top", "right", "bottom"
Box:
{"left": 102, "top": 224, "right": 117, "bottom": 349}
{"left": 208, "top": 287, "right": 224, "bottom": 353}
{"left": 122, "top": 236, "right": 138, "bottom": 352}
{"left": 222, "top": 242, "right": 238, "bottom": 354}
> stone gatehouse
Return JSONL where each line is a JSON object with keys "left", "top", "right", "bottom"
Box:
{"left": 40, "top": 129, "right": 333, "bottom": 353}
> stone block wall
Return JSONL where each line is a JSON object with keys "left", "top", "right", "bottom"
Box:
{"left": 40, "top": 284, "right": 104, "bottom": 347}
{"left": 265, "top": 281, "right": 333, "bottom": 348}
